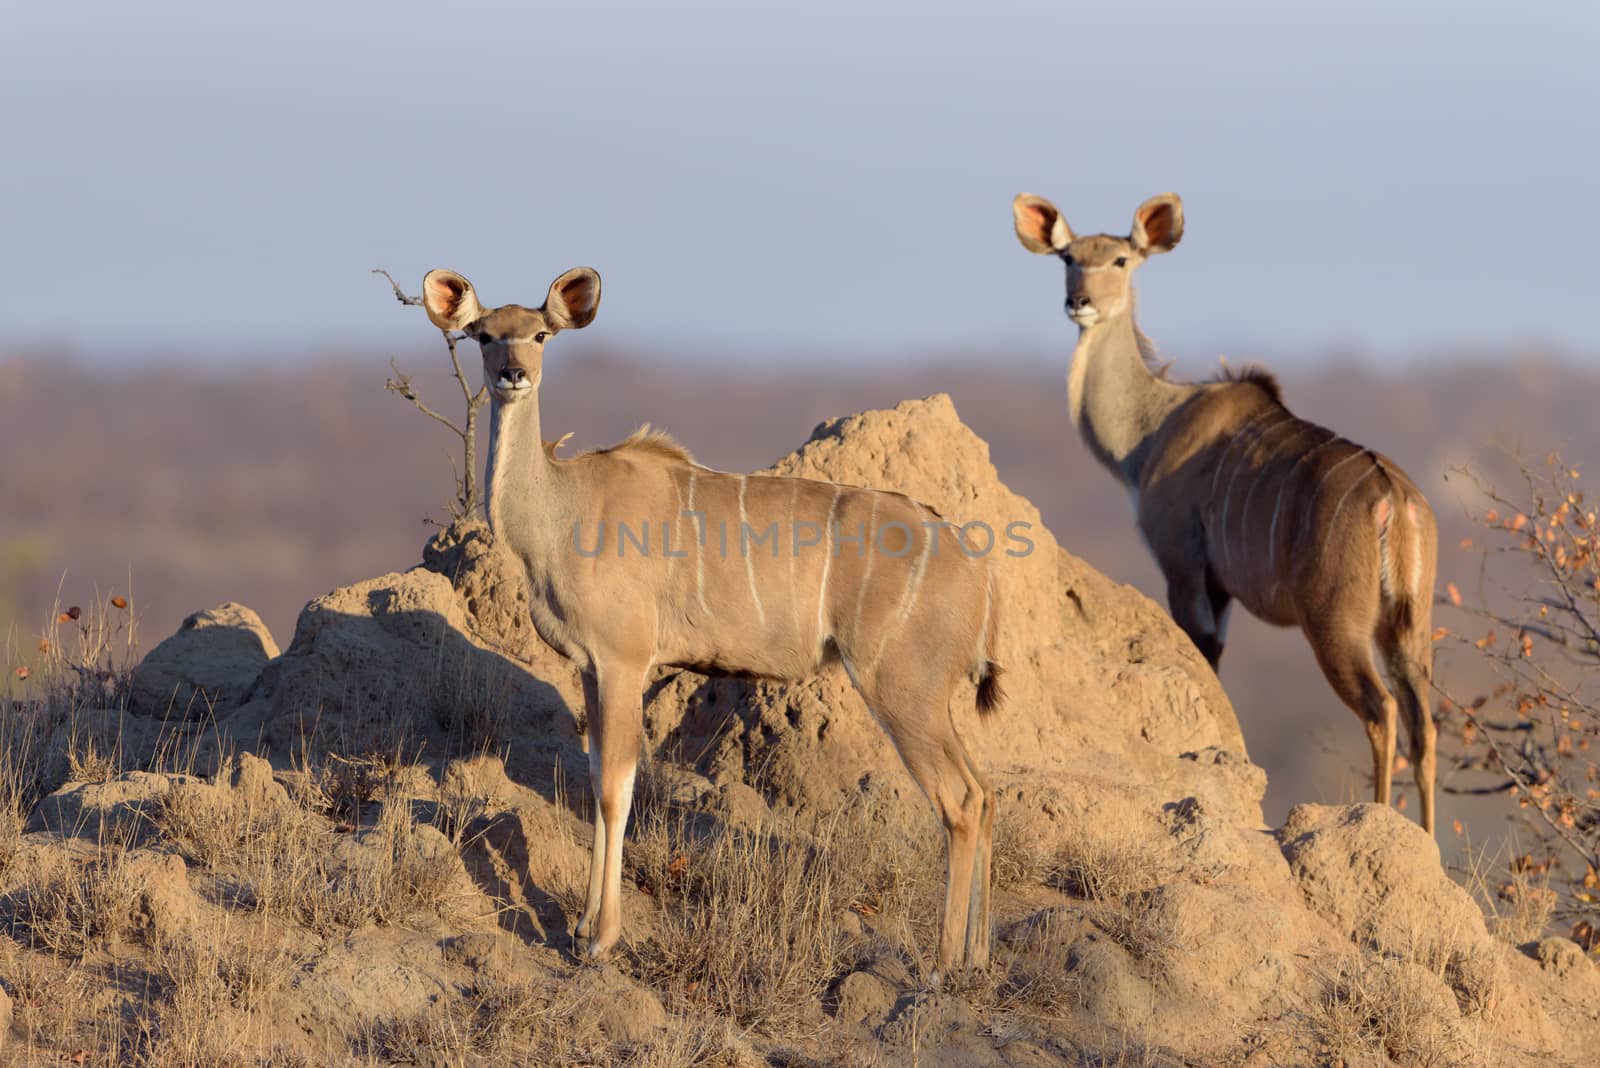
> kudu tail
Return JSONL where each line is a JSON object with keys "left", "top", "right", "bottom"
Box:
{"left": 1375, "top": 481, "right": 1439, "bottom": 831}
{"left": 1374, "top": 489, "right": 1427, "bottom": 638}
{"left": 974, "top": 568, "right": 1005, "bottom": 718}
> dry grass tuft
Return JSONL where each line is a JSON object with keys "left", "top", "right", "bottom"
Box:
{"left": 628, "top": 773, "right": 852, "bottom": 1036}
{"left": 996, "top": 907, "right": 1084, "bottom": 1020}
{"left": 158, "top": 762, "right": 469, "bottom": 935}
{"left": 355, "top": 971, "right": 754, "bottom": 1066}
{"left": 12, "top": 848, "right": 142, "bottom": 957}
{"left": 1049, "top": 823, "right": 1168, "bottom": 903}
{"left": 1314, "top": 955, "right": 1486, "bottom": 1067}
{"left": 1457, "top": 841, "right": 1559, "bottom": 947}
{"left": 989, "top": 806, "right": 1054, "bottom": 890}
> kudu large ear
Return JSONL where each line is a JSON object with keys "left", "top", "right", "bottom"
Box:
{"left": 1131, "top": 193, "right": 1184, "bottom": 255}
{"left": 1012, "top": 193, "right": 1074, "bottom": 254}
{"left": 421, "top": 270, "right": 485, "bottom": 331}
{"left": 543, "top": 267, "right": 601, "bottom": 330}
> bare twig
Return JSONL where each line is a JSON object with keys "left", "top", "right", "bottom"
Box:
{"left": 371, "top": 269, "right": 423, "bottom": 307}
{"left": 375, "top": 269, "right": 492, "bottom": 518}
{"left": 384, "top": 359, "right": 466, "bottom": 442}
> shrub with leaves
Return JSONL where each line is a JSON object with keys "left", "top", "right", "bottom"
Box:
{"left": 1438, "top": 452, "right": 1599, "bottom": 950}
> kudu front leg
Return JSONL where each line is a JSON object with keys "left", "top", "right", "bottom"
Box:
{"left": 576, "top": 664, "right": 645, "bottom": 959}
{"left": 1168, "top": 576, "right": 1227, "bottom": 671}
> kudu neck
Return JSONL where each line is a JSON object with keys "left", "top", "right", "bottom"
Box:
{"left": 484, "top": 393, "right": 554, "bottom": 541}
{"left": 1068, "top": 310, "right": 1197, "bottom": 487}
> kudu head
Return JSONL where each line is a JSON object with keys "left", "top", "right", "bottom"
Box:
{"left": 421, "top": 267, "right": 602, "bottom": 403}
{"left": 1012, "top": 193, "right": 1184, "bottom": 329}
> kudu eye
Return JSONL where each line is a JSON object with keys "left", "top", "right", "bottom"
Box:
{"left": 1114, "top": 257, "right": 1128, "bottom": 268}
{"left": 535, "top": 332, "right": 548, "bottom": 344}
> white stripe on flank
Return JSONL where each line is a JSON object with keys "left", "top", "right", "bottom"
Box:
{"left": 1309, "top": 448, "right": 1369, "bottom": 512}
{"left": 852, "top": 496, "right": 882, "bottom": 639}
{"left": 788, "top": 482, "right": 802, "bottom": 637}
{"left": 973, "top": 568, "right": 993, "bottom": 670}
{"left": 870, "top": 524, "right": 935, "bottom": 673}
{"left": 1265, "top": 431, "right": 1340, "bottom": 600}
{"left": 815, "top": 487, "right": 842, "bottom": 648}
{"left": 1406, "top": 502, "right": 1423, "bottom": 599}
{"left": 1209, "top": 411, "right": 1265, "bottom": 499}
{"left": 1231, "top": 418, "right": 1302, "bottom": 595}
{"left": 738, "top": 476, "right": 766, "bottom": 627}
{"left": 1376, "top": 499, "right": 1395, "bottom": 602}
{"left": 1327, "top": 460, "right": 1379, "bottom": 532}
{"left": 1217, "top": 414, "right": 1292, "bottom": 577}
{"left": 687, "top": 471, "right": 707, "bottom": 613}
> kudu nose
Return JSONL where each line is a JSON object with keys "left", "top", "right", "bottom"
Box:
{"left": 503, "top": 367, "right": 529, "bottom": 385}
{"left": 1069, "top": 294, "right": 1093, "bottom": 311}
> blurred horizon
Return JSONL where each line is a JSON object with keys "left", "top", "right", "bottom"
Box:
{"left": 4, "top": 342, "right": 1597, "bottom": 835}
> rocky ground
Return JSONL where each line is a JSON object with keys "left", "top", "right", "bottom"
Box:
{"left": 1, "top": 396, "right": 1595, "bottom": 1065}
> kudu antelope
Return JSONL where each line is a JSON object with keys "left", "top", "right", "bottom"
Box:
{"left": 1011, "top": 193, "right": 1439, "bottom": 832}
{"left": 419, "top": 267, "right": 1004, "bottom": 974}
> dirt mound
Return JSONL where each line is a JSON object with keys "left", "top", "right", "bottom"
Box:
{"left": 647, "top": 395, "right": 1245, "bottom": 818}
{"left": 216, "top": 564, "right": 582, "bottom": 764}
{"left": 129, "top": 602, "right": 278, "bottom": 719}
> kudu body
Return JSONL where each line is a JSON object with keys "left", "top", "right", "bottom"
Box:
{"left": 420, "top": 267, "right": 1003, "bottom": 973}
{"left": 1012, "top": 193, "right": 1439, "bottom": 832}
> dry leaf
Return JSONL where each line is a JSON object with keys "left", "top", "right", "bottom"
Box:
{"left": 1451, "top": 820, "right": 1464, "bottom": 836}
{"left": 1432, "top": 627, "right": 1450, "bottom": 642}
{"left": 1447, "top": 582, "right": 1462, "bottom": 606}
{"left": 110, "top": 596, "right": 128, "bottom": 610}
{"left": 666, "top": 854, "right": 688, "bottom": 877}
{"left": 14, "top": 667, "right": 28, "bottom": 680}
{"left": 1393, "top": 755, "right": 1409, "bottom": 773}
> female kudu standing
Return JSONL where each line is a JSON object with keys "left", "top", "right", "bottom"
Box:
{"left": 1012, "top": 192, "right": 1439, "bottom": 832}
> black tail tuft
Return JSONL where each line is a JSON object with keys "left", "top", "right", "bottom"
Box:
{"left": 976, "top": 664, "right": 1005, "bottom": 718}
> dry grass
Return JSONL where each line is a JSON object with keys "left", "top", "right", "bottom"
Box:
{"left": 626, "top": 767, "right": 859, "bottom": 1037}
{"left": 353, "top": 972, "right": 755, "bottom": 1067}
{"left": 994, "top": 907, "right": 1084, "bottom": 1020}
{"left": 1048, "top": 822, "right": 1168, "bottom": 903}
{"left": 989, "top": 806, "right": 1054, "bottom": 890}
{"left": 158, "top": 766, "right": 469, "bottom": 936}
{"left": 1456, "top": 840, "right": 1559, "bottom": 947}
{"left": 10, "top": 847, "right": 143, "bottom": 957}
{"left": 1314, "top": 955, "right": 1488, "bottom": 1068}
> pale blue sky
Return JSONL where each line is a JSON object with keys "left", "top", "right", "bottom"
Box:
{"left": 2, "top": 0, "right": 1595, "bottom": 364}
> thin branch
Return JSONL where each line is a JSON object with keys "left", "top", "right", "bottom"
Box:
{"left": 372, "top": 269, "right": 423, "bottom": 306}
{"left": 385, "top": 358, "right": 466, "bottom": 441}
{"left": 1437, "top": 678, "right": 1599, "bottom": 872}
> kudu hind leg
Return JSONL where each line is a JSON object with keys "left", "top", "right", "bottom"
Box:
{"left": 1382, "top": 636, "right": 1438, "bottom": 834}
{"left": 1307, "top": 625, "right": 1399, "bottom": 808}
{"left": 957, "top": 744, "right": 996, "bottom": 968}
{"left": 887, "top": 717, "right": 989, "bottom": 977}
